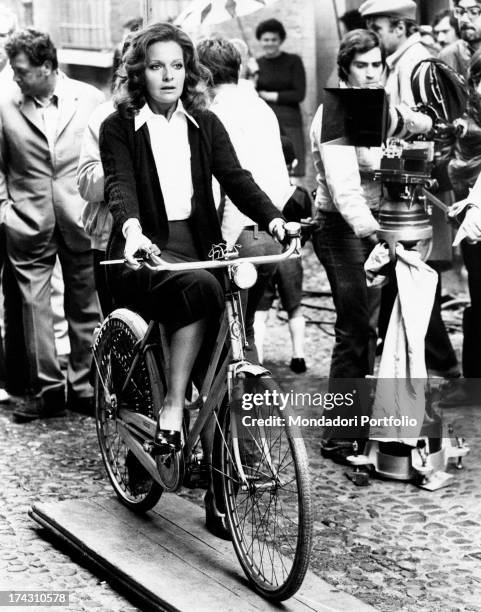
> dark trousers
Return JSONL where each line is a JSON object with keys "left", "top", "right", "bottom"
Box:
{"left": 3, "top": 259, "right": 29, "bottom": 395}
{"left": 313, "top": 213, "right": 379, "bottom": 380}
{"left": 7, "top": 229, "right": 100, "bottom": 399}
{"left": 0, "top": 226, "right": 29, "bottom": 395}
{"left": 313, "top": 213, "right": 379, "bottom": 441}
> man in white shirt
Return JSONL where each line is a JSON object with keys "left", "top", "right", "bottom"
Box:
{"left": 197, "top": 37, "right": 294, "bottom": 362}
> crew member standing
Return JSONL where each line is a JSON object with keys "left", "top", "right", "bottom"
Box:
{"left": 0, "top": 29, "right": 103, "bottom": 420}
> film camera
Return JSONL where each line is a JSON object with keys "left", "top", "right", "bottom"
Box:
{"left": 321, "top": 57, "right": 468, "bottom": 260}
{"left": 320, "top": 64, "right": 470, "bottom": 489}
{"left": 321, "top": 87, "right": 437, "bottom": 260}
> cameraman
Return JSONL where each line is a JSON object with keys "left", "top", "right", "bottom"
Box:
{"left": 311, "top": 29, "right": 384, "bottom": 464}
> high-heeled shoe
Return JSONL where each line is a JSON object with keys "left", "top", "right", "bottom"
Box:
{"left": 152, "top": 428, "right": 181, "bottom": 456}
{"left": 204, "top": 491, "right": 231, "bottom": 541}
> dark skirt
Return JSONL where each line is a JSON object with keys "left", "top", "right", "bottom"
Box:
{"left": 111, "top": 220, "right": 224, "bottom": 331}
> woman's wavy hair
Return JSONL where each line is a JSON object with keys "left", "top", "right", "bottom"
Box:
{"left": 468, "top": 47, "right": 481, "bottom": 123}
{"left": 114, "top": 22, "right": 210, "bottom": 117}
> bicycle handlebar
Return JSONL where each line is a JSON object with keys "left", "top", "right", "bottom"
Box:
{"left": 101, "top": 222, "right": 302, "bottom": 272}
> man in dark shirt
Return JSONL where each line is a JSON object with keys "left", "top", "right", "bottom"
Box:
{"left": 255, "top": 19, "right": 306, "bottom": 176}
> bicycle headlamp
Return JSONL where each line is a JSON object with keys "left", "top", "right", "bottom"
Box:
{"left": 231, "top": 262, "right": 257, "bottom": 289}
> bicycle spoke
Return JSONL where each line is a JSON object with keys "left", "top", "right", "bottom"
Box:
{"left": 211, "top": 464, "right": 241, "bottom": 485}
{"left": 218, "top": 379, "right": 312, "bottom": 600}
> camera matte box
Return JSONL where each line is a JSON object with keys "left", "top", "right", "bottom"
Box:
{"left": 321, "top": 88, "right": 388, "bottom": 147}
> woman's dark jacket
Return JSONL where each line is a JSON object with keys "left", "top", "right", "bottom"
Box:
{"left": 99, "top": 107, "right": 282, "bottom": 261}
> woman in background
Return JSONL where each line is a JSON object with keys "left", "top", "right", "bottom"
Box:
{"left": 255, "top": 18, "right": 306, "bottom": 177}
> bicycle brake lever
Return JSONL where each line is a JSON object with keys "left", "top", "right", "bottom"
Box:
{"left": 141, "top": 251, "right": 167, "bottom": 270}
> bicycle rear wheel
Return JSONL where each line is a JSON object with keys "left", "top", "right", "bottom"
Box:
{"left": 213, "top": 375, "right": 313, "bottom": 601}
{"left": 94, "top": 309, "right": 164, "bottom": 512}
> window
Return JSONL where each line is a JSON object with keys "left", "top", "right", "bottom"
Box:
{"left": 59, "top": 0, "right": 111, "bottom": 50}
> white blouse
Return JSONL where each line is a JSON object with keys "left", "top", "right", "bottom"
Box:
{"left": 134, "top": 100, "right": 198, "bottom": 221}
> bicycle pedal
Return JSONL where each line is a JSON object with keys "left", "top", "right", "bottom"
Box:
{"left": 183, "top": 461, "right": 210, "bottom": 489}
{"left": 155, "top": 451, "right": 175, "bottom": 466}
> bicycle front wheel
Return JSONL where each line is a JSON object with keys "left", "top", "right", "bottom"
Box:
{"left": 94, "top": 309, "right": 164, "bottom": 512}
{"left": 214, "top": 375, "right": 313, "bottom": 601}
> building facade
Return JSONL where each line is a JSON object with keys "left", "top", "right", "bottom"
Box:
{"left": 3, "top": 0, "right": 453, "bottom": 185}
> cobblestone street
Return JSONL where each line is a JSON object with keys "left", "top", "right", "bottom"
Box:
{"left": 0, "top": 246, "right": 480, "bottom": 612}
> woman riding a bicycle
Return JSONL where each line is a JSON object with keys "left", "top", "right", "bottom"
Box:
{"left": 99, "top": 22, "right": 286, "bottom": 535}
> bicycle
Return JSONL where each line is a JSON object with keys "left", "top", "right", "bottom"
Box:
{"left": 92, "top": 222, "right": 313, "bottom": 601}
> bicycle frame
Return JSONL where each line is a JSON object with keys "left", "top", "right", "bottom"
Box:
{"left": 100, "top": 225, "right": 302, "bottom": 480}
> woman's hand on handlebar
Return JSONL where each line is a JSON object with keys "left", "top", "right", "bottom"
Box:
{"left": 124, "top": 223, "right": 160, "bottom": 270}
{"left": 269, "top": 218, "right": 286, "bottom": 244}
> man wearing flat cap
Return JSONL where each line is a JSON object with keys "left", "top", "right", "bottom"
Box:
{"left": 360, "top": 0, "right": 461, "bottom": 386}
{"left": 360, "top": 0, "right": 432, "bottom": 129}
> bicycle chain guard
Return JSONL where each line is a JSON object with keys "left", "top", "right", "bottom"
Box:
{"left": 155, "top": 449, "right": 184, "bottom": 492}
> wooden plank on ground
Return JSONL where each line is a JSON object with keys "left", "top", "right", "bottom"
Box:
{"left": 30, "top": 496, "right": 377, "bottom": 612}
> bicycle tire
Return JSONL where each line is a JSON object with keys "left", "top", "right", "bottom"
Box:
{"left": 94, "top": 308, "right": 164, "bottom": 512}
{"left": 213, "top": 375, "right": 313, "bottom": 601}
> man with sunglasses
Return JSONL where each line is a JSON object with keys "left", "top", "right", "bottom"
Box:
{"left": 440, "top": 1, "right": 481, "bottom": 80}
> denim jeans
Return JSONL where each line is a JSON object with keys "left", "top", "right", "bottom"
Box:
{"left": 313, "top": 212, "right": 380, "bottom": 380}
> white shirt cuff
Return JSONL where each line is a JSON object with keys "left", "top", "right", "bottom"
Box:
{"left": 122, "top": 218, "right": 142, "bottom": 238}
